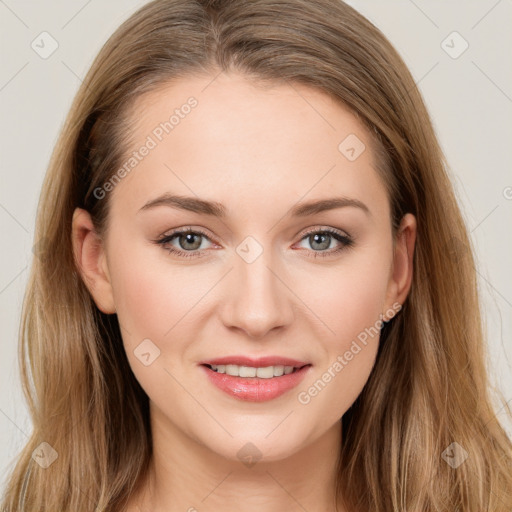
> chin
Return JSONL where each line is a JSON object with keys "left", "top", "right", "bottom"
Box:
{"left": 203, "top": 428, "right": 308, "bottom": 465}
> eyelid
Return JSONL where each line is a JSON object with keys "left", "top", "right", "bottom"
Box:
{"left": 159, "top": 226, "right": 216, "bottom": 242}
{"left": 297, "top": 225, "right": 350, "bottom": 239}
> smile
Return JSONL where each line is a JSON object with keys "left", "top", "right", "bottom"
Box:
{"left": 200, "top": 363, "right": 312, "bottom": 402}
{"left": 206, "top": 363, "right": 304, "bottom": 378}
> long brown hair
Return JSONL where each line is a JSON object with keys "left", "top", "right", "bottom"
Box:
{"left": 2, "top": 1, "right": 511, "bottom": 510}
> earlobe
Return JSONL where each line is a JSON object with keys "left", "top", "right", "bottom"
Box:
{"left": 384, "top": 213, "right": 417, "bottom": 320}
{"left": 71, "top": 207, "right": 116, "bottom": 314}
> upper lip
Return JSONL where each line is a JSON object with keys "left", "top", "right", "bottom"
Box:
{"left": 200, "top": 356, "right": 311, "bottom": 368}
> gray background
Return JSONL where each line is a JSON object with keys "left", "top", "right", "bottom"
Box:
{"left": 1, "top": 0, "right": 511, "bottom": 486}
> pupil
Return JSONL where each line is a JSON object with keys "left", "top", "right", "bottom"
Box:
{"left": 312, "top": 233, "right": 329, "bottom": 250}
{"left": 181, "top": 233, "right": 201, "bottom": 250}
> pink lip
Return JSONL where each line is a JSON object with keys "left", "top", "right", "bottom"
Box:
{"left": 200, "top": 355, "right": 309, "bottom": 367}
{"left": 199, "top": 364, "right": 312, "bottom": 402}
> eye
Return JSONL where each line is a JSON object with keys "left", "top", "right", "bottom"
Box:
{"left": 295, "top": 227, "right": 354, "bottom": 258}
{"left": 154, "top": 227, "right": 215, "bottom": 259}
{"left": 154, "top": 226, "right": 354, "bottom": 260}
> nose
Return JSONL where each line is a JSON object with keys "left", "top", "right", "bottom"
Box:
{"left": 220, "top": 247, "right": 295, "bottom": 339}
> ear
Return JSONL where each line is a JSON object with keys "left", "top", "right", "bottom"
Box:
{"left": 383, "top": 213, "right": 417, "bottom": 320}
{"left": 71, "top": 207, "right": 116, "bottom": 314}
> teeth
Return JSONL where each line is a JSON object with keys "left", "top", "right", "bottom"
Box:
{"left": 209, "top": 364, "right": 298, "bottom": 378}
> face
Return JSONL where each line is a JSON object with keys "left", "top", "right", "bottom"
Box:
{"left": 72, "top": 71, "right": 416, "bottom": 463}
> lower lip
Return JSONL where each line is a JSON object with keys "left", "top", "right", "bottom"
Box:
{"left": 200, "top": 364, "right": 312, "bottom": 402}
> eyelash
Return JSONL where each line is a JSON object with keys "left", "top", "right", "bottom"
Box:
{"left": 154, "top": 226, "right": 354, "bottom": 260}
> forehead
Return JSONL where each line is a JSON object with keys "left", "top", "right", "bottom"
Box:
{"left": 108, "top": 72, "right": 388, "bottom": 222}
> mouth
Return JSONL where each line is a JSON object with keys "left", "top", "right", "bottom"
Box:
{"left": 199, "top": 363, "right": 312, "bottom": 402}
{"left": 201, "top": 363, "right": 310, "bottom": 378}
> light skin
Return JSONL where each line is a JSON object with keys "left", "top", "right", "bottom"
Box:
{"left": 72, "top": 71, "right": 416, "bottom": 511}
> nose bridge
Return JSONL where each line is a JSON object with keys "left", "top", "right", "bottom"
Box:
{"left": 222, "top": 235, "right": 294, "bottom": 338}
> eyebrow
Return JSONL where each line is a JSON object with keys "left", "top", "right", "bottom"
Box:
{"left": 137, "top": 193, "right": 371, "bottom": 218}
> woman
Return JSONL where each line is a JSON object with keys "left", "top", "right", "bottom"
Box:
{"left": 2, "top": 0, "right": 511, "bottom": 510}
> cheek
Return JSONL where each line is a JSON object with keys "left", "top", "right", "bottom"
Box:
{"left": 307, "top": 250, "right": 391, "bottom": 346}
{"left": 107, "top": 240, "right": 192, "bottom": 349}
{"left": 297, "top": 251, "right": 390, "bottom": 414}
{"left": 107, "top": 245, "right": 205, "bottom": 403}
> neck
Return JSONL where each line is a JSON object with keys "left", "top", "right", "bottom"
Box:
{"left": 129, "top": 404, "right": 345, "bottom": 512}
